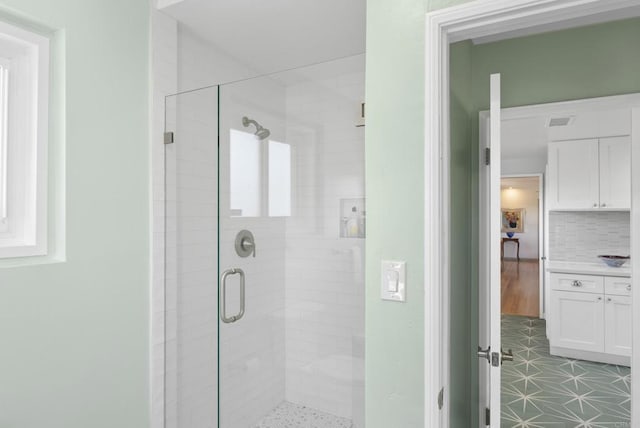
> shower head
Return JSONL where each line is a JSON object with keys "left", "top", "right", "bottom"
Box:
{"left": 242, "top": 116, "right": 271, "bottom": 140}
{"left": 255, "top": 127, "right": 271, "bottom": 140}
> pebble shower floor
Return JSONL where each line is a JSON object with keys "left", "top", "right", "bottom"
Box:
{"left": 501, "top": 315, "right": 630, "bottom": 427}
{"left": 255, "top": 401, "right": 353, "bottom": 428}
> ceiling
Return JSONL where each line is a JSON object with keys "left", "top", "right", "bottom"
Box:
{"left": 157, "top": 0, "right": 366, "bottom": 75}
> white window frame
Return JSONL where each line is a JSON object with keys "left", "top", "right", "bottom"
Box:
{"left": 0, "top": 20, "right": 49, "bottom": 258}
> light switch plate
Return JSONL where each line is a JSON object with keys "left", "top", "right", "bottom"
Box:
{"left": 381, "top": 260, "right": 406, "bottom": 302}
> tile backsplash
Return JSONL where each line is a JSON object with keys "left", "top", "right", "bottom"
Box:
{"left": 549, "top": 211, "right": 630, "bottom": 263}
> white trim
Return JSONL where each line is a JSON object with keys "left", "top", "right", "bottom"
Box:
{"left": 0, "top": 19, "right": 49, "bottom": 258}
{"left": 425, "top": 1, "right": 640, "bottom": 426}
{"left": 631, "top": 108, "right": 640, "bottom": 422}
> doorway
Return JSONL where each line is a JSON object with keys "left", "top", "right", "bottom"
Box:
{"left": 500, "top": 175, "right": 543, "bottom": 318}
{"left": 481, "top": 95, "right": 635, "bottom": 426}
{"left": 425, "top": 2, "right": 640, "bottom": 426}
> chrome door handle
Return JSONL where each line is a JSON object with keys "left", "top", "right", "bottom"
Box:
{"left": 477, "top": 346, "right": 491, "bottom": 364}
{"left": 220, "top": 268, "right": 246, "bottom": 323}
{"left": 501, "top": 348, "right": 514, "bottom": 364}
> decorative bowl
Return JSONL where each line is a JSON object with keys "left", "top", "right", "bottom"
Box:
{"left": 598, "top": 255, "right": 630, "bottom": 268}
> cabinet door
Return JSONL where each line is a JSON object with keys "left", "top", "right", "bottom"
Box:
{"left": 550, "top": 290, "right": 604, "bottom": 352}
{"left": 604, "top": 295, "right": 632, "bottom": 356}
{"left": 599, "top": 136, "right": 631, "bottom": 209}
{"left": 547, "top": 139, "right": 599, "bottom": 210}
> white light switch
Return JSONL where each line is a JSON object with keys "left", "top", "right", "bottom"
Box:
{"left": 381, "top": 260, "right": 406, "bottom": 302}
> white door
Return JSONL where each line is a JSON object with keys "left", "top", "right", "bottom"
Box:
{"left": 547, "top": 139, "right": 599, "bottom": 209}
{"left": 478, "top": 73, "right": 502, "bottom": 428}
{"left": 605, "top": 295, "right": 632, "bottom": 356}
{"left": 550, "top": 290, "right": 604, "bottom": 352}
{"left": 599, "top": 136, "right": 631, "bottom": 209}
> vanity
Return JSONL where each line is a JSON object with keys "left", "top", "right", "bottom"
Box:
{"left": 547, "top": 262, "right": 631, "bottom": 366}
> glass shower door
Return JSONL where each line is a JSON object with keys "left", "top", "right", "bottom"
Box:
{"left": 164, "top": 86, "right": 219, "bottom": 428}
{"left": 165, "top": 54, "right": 366, "bottom": 428}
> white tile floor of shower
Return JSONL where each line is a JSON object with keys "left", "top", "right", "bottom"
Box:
{"left": 255, "top": 401, "right": 353, "bottom": 428}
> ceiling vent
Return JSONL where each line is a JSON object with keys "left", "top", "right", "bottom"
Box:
{"left": 547, "top": 116, "right": 574, "bottom": 127}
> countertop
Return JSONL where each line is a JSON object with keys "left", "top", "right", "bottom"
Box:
{"left": 546, "top": 261, "right": 631, "bottom": 277}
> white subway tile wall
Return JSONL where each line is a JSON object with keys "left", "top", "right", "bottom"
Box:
{"left": 549, "top": 211, "right": 630, "bottom": 262}
{"left": 283, "top": 65, "right": 365, "bottom": 426}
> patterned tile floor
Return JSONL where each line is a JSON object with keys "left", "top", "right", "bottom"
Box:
{"left": 502, "top": 315, "right": 631, "bottom": 427}
{"left": 255, "top": 401, "right": 353, "bottom": 428}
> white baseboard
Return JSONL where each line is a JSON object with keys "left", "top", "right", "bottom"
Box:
{"left": 550, "top": 346, "right": 630, "bottom": 367}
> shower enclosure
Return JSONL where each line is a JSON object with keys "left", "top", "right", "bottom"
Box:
{"left": 163, "top": 55, "right": 365, "bottom": 428}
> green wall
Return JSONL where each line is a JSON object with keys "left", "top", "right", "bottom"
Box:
{"left": 471, "top": 18, "right": 640, "bottom": 110}
{"left": 367, "top": 0, "right": 640, "bottom": 426}
{"left": 364, "top": 1, "right": 471, "bottom": 427}
{"left": 0, "top": 1, "right": 150, "bottom": 427}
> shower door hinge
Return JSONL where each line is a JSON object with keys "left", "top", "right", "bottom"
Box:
{"left": 485, "top": 147, "right": 491, "bottom": 165}
{"left": 164, "top": 132, "right": 174, "bottom": 145}
{"left": 485, "top": 407, "right": 490, "bottom": 426}
{"left": 437, "top": 387, "right": 444, "bottom": 410}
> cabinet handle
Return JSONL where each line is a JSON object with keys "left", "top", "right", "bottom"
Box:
{"left": 593, "top": 203, "right": 598, "bottom": 208}
{"left": 627, "top": 284, "right": 632, "bottom": 291}
{"left": 597, "top": 296, "right": 603, "bottom": 301}
{"left": 571, "top": 280, "right": 583, "bottom": 287}
{"left": 601, "top": 203, "right": 607, "bottom": 208}
{"left": 607, "top": 297, "right": 612, "bottom": 302}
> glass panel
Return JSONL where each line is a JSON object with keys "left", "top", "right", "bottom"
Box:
{"left": 219, "top": 54, "right": 365, "bottom": 428}
{"left": 164, "top": 86, "right": 219, "bottom": 428}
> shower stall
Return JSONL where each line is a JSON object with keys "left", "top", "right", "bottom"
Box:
{"left": 163, "top": 55, "right": 365, "bottom": 428}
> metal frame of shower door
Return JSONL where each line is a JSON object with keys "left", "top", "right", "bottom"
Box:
{"left": 424, "top": 1, "right": 640, "bottom": 426}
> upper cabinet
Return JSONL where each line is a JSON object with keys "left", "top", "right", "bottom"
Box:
{"left": 547, "top": 137, "right": 630, "bottom": 210}
{"left": 599, "top": 136, "right": 631, "bottom": 209}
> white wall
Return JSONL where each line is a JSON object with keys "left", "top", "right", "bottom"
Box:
{"left": 502, "top": 157, "right": 546, "bottom": 175}
{"left": 501, "top": 180, "right": 540, "bottom": 259}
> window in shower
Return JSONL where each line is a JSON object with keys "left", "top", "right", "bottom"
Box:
{"left": 229, "top": 130, "right": 291, "bottom": 217}
{"left": 268, "top": 140, "right": 291, "bottom": 217}
{"left": 230, "top": 129, "right": 262, "bottom": 217}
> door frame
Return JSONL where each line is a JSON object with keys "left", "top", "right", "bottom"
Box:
{"left": 499, "top": 173, "right": 545, "bottom": 317}
{"left": 424, "top": 1, "right": 640, "bottom": 426}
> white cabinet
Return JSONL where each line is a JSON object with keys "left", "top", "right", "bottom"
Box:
{"left": 550, "top": 290, "right": 604, "bottom": 352}
{"left": 604, "top": 295, "right": 632, "bottom": 356}
{"left": 599, "top": 136, "right": 631, "bottom": 209}
{"left": 547, "top": 139, "right": 599, "bottom": 210}
{"left": 547, "top": 137, "right": 630, "bottom": 210}
{"left": 549, "top": 272, "right": 631, "bottom": 364}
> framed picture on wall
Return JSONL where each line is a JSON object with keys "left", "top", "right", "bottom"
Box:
{"left": 501, "top": 208, "right": 525, "bottom": 233}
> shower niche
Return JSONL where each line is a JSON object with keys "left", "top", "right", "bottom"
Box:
{"left": 340, "top": 198, "right": 366, "bottom": 239}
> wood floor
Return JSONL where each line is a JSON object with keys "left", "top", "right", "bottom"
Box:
{"left": 501, "top": 259, "right": 539, "bottom": 317}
